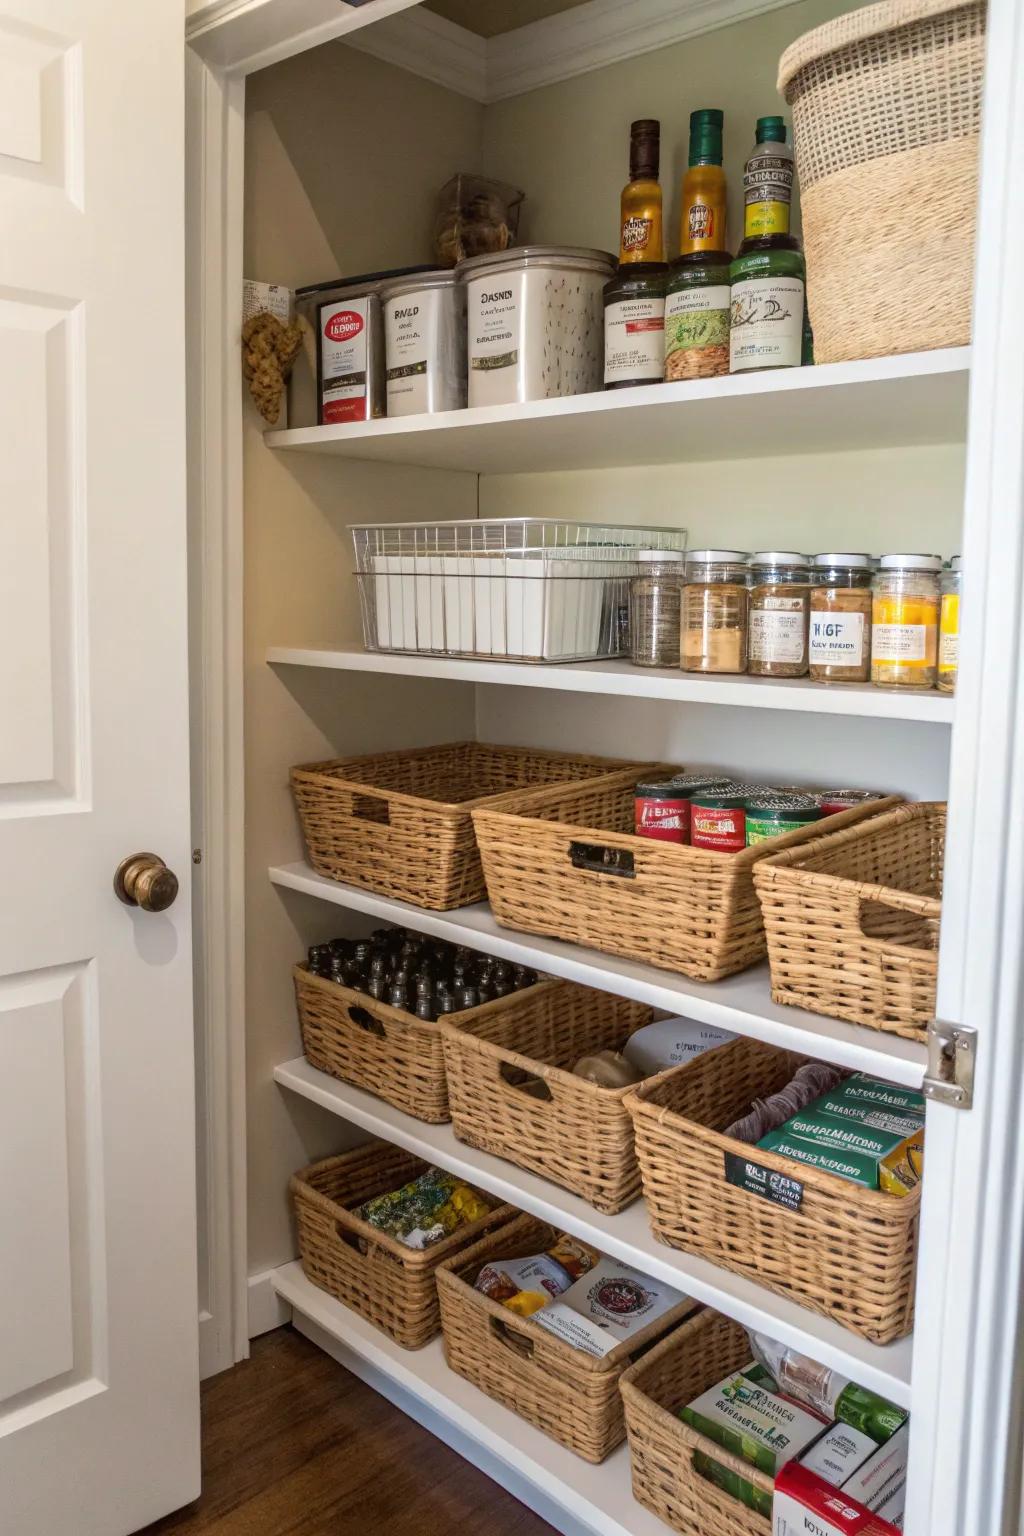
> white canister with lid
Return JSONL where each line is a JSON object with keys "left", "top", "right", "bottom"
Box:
{"left": 380, "top": 269, "right": 467, "bottom": 417}
{"left": 458, "top": 245, "right": 616, "bottom": 407}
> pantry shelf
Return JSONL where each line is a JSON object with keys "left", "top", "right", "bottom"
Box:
{"left": 265, "top": 347, "right": 968, "bottom": 474}
{"left": 268, "top": 861, "right": 928, "bottom": 1088}
{"left": 271, "top": 1260, "right": 665, "bottom": 1536}
{"left": 274, "top": 1058, "right": 914, "bottom": 1406}
{"left": 267, "top": 645, "right": 955, "bottom": 722}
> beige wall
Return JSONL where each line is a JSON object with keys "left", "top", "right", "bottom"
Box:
{"left": 243, "top": 52, "right": 479, "bottom": 1274}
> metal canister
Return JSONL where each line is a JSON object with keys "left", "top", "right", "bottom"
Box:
{"left": 818, "top": 789, "right": 886, "bottom": 815}
{"left": 635, "top": 780, "right": 690, "bottom": 843}
{"left": 380, "top": 268, "right": 467, "bottom": 417}
{"left": 744, "top": 792, "right": 822, "bottom": 845}
{"left": 690, "top": 789, "right": 748, "bottom": 853}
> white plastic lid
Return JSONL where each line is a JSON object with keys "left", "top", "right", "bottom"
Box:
{"left": 950, "top": 554, "right": 962, "bottom": 569}
{"left": 814, "top": 552, "right": 874, "bottom": 567}
{"left": 750, "top": 551, "right": 808, "bottom": 566}
{"left": 686, "top": 549, "right": 749, "bottom": 563}
{"left": 637, "top": 548, "right": 684, "bottom": 562}
{"left": 878, "top": 553, "right": 942, "bottom": 571}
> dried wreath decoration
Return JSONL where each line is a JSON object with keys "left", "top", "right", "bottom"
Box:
{"left": 242, "top": 310, "right": 304, "bottom": 425}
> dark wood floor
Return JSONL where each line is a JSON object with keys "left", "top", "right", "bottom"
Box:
{"left": 137, "top": 1325, "right": 556, "bottom": 1536}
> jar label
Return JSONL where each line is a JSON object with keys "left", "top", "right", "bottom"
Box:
{"left": 730, "top": 275, "right": 804, "bottom": 371}
{"left": 809, "top": 611, "right": 866, "bottom": 665}
{"left": 746, "top": 813, "right": 805, "bottom": 844}
{"left": 320, "top": 297, "right": 370, "bottom": 423}
{"left": 691, "top": 807, "right": 745, "bottom": 851}
{"left": 468, "top": 271, "right": 523, "bottom": 404}
{"left": 749, "top": 607, "right": 805, "bottom": 663}
{"left": 939, "top": 594, "right": 960, "bottom": 674}
{"left": 743, "top": 155, "right": 793, "bottom": 240}
{"left": 664, "top": 285, "right": 730, "bottom": 379}
{"left": 385, "top": 288, "right": 443, "bottom": 415}
{"left": 872, "top": 622, "right": 932, "bottom": 663}
{"left": 604, "top": 295, "right": 665, "bottom": 384}
{"left": 635, "top": 796, "right": 688, "bottom": 841}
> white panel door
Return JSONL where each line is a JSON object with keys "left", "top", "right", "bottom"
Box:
{"left": 0, "top": 2, "right": 198, "bottom": 1534}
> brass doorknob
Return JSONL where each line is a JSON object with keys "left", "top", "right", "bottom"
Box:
{"left": 114, "top": 852, "right": 179, "bottom": 913}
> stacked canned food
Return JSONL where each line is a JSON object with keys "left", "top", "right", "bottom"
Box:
{"left": 634, "top": 775, "right": 884, "bottom": 852}
{"left": 630, "top": 549, "right": 961, "bottom": 692}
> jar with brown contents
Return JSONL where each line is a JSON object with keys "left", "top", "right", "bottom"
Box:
{"left": 748, "top": 552, "right": 810, "bottom": 678}
{"left": 681, "top": 550, "right": 750, "bottom": 673}
{"left": 809, "top": 553, "right": 874, "bottom": 683}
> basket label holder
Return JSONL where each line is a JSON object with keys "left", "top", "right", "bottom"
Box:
{"left": 724, "top": 1151, "right": 804, "bottom": 1211}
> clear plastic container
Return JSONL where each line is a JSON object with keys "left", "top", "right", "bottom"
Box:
{"left": 748, "top": 551, "right": 810, "bottom": 678}
{"left": 435, "top": 173, "right": 524, "bottom": 267}
{"left": 808, "top": 553, "right": 874, "bottom": 684}
{"left": 681, "top": 550, "right": 750, "bottom": 674}
{"left": 629, "top": 550, "right": 685, "bottom": 667}
{"left": 938, "top": 555, "right": 961, "bottom": 695}
{"left": 871, "top": 554, "right": 942, "bottom": 689}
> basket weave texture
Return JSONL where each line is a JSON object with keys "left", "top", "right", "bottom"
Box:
{"left": 778, "top": 0, "right": 985, "bottom": 363}
{"left": 626, "top": 1039, "right": 920, "bottom": 1343}
{"left": 439, "top": 981, "right": 654, "bottom": 1212}
{"left": 472, "top": 776, "right": 901, "bottom": 982}
{"left": 754, "top": 801, "right": 943, "bottom": 1041}
{"left": 621, "top": 1308, "right": 772, "bottom": 1536}
{"left": 295, "top": 965, "right": 555, "bottom": 1124}
{"left": 435, "top": 1212, "right": 696, "bottom": 1462}
{"left": 290, "top": 741, "right": 641, "bottom": 910}
{"left": 291, "top": 1141, "right": 515, "bottom": 1349}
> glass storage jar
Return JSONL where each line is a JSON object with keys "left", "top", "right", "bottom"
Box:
{"left": 629, "top": 550, "right": 685, "bottom": 667}
{"left": 748, "top": 552, "right": 811, "bottom": 678}
{"left": 808, "top": 553, "right": 874, "bottom": 683}
{"left": 871, "top": 554, "right": 942, "bottom": 689}
{"left": 681, "top": 550, "right": 750, "bottom": 673}
{"left": 938, "top": 556, "right": 961, "bottom": 695}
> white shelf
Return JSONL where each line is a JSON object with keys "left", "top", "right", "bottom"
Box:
{"left": 268, "top": 861, "right": 927, "bottom": 1087}
{"left": 266, "top": 348, "right": 969, "bottom": 474}
{"left": 271, "top": 1259, "right": 665, "bottom": 1536}
{"left": 267, "top": 645, "right": 955, "bottom": 723}
{"left": 274, "top": 1057, "right": 913, "bottom": 1406}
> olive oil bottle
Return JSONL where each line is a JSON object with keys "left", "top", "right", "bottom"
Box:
{"left": 730, "top": 116, "right": 806, "bottom": 373}
{"left": 664, "top": 109, "right": 732, "bottom": 382}
{"left": 603, "top": 119, "right": 667, "bottom": 389}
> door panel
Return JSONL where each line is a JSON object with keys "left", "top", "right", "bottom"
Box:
{"left": 0, "top": 2, "right": 198, "bottom": 1533}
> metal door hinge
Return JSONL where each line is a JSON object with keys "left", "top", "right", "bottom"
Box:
{"left": 923, "top": 1019, "right": 977, "bottom": 1109}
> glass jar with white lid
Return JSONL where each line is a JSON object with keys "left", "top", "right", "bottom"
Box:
{"left": 871, "top": 554, "right": 942, "bottom": 689}
{"left": 681, "top": 550, "right": 750, "bottom": 674}
{"left": 809, "top": 553, "right": 874, "bottom": 683}
{"left": 630, "top": 549, "right": 686, "bottom": 667}
{"left": 747, "top": 551, "right": 811, "bottom": 678}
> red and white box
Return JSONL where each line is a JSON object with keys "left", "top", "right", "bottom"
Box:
{"left": 773, "top": 1462, "right": 901, "bottom": 1536}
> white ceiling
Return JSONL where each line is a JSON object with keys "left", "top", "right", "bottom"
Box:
{"left": 423, "top": 0, "right": 594, "bottom": 38}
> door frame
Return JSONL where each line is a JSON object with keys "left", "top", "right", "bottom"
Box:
{"left": 184, "top": 7, "right": 1024, "bottom": 1534}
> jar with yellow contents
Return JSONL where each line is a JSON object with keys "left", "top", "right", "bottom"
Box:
{"left": 938, "top": 555, "right": 961, "bottom": 695}
{"left": 871, "top": 554, "right": 942, "bottom": 689}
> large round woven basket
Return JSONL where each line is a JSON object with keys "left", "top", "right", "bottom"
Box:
{"left": 778, "top": 0, "right": 986, "bottom": 363}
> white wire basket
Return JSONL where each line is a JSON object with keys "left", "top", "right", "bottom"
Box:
{"left": 352, "top": 519, "right": 688, "bottom": 663}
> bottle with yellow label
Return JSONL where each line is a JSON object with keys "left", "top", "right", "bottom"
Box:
{"left": 741, "top": 116, "right": 794, "bottom": 243}
{"left": 938, "top": 555, "right": 961, "bottom": 694}
{"left": 871, "top": 554, "right": 942, "bottom": 690}
{"left": 679, "top": 108, "right": 728, "bottom": 259}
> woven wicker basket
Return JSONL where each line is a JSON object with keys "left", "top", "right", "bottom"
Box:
{"left": 621, "top": 1309, "right": 773, "bottom": 1536}
{"left": 439, "top": 981, "right": 654, "bottom": 1212}
{"left": 755, "top": 801, "right": 944, "bottom": 1042}
{"left": 294, "top": 964, "right": 554, "bottom": 1124}
{"left": 435, "top": 1212, "right": 696, "bottom": 1462}
{"left": 626, "top": 1039, "right": 920, "bottom": 1343}
{"left": 290, "top": 741, "right": 639, "bottom": 911}
{"left": 778, "top": 0, "right": 985, "bottom": 363}
{"left": 473, "top": 775, "right": 901, "bottom": 982}
{"left": 291, "top": 1141, "right": 515, "bottom": 1348}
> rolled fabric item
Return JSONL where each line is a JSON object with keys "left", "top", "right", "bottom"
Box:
{"left": 725, "top": 1061, "right": 845, "bottom": 1143}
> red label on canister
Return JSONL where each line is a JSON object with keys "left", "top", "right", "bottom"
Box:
{"left": 691, "top": 805, "right": 746, "bottom": 852}
{"left": 635, "top": 793, "right": 689, "bottom": 842}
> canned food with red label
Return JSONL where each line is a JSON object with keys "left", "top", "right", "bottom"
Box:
{"left": 635, "top": 781, "right": 689, "bottom": 842}
{"left": 690, "top": 790, "right": 747, "bottom": 852}
{"left": 818, "top": 788, "right": 886, "bottom": 816}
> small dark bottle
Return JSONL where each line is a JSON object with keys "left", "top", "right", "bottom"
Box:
{"left": 604, "top": 119, "right": 667, "bottom": 390}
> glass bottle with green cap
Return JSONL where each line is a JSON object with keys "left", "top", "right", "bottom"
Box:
{"left": 665, "top": 109, "right": 732, "bottom": 382}
{"left": 730, "top": 114, "right": 806, "bottom": 373}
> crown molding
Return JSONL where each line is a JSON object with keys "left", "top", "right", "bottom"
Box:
{"left": 486, "top": 0, "right": 799, "bottom": 101}
{"left": 344, "top": 5, "right": 489, "bottom": 101}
